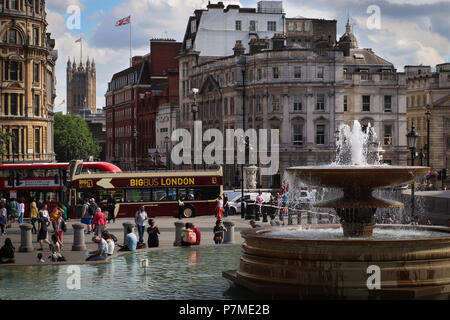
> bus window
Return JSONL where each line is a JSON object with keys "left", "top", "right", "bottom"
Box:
{"left": 153, "top": 189, "right": 167, "bottom": 202}
{"left": 167, "top": 188, "right": 177, "bottom": 201}
{"left": 125, "top": 189, "right": 151, "bottom": 203}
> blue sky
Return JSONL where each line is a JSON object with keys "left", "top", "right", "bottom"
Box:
{"left": 45, "top": 0, "right": 450, "bottom": 113}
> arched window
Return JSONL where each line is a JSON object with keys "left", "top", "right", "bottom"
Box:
{"left": 2, "top": 29, "right": 23, "bottom": 45}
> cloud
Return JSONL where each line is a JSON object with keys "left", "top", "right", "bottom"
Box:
{"left": 46, "top": 0, "right": 86, "bottom": 13}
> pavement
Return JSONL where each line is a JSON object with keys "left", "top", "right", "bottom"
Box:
{"left": 0, "top": 214, "right": 263, "bottom": 267}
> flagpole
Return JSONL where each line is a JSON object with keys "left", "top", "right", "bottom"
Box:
{"left": 129, "top": 18, "right": 132, "bottom": 67}
{"left": 80, "top": 34, "right": 83, "bottom": 65}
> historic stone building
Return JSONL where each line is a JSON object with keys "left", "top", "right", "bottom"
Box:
{"left": 66, "top": 57, "right": 96, "bottom": 115}
{"left": 285, "top": 17, "right": 337, "bottom": 51}
{"left": 405, "top": 63, "right": 450, "bottom": 184}
{"left": 0, "top": 0, "right": 58, "bottom": 163}
{"left": 179, "top": 9, "right": 408, "bottom": 188}
{"left": 105, "top": 39, "right": 181, "bottom": 171}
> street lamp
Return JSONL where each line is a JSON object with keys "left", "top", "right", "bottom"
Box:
{"left": 192, "top": 88, "right": 199, "bottom": 171}
{"left": 425, "top": 107, "right": 431, "bottom": 167}
{"left": 164, "top": 136, "right": 170, "bottom": 170}
{"left": 406, "top": 122, "right": 420, "bottom": 218}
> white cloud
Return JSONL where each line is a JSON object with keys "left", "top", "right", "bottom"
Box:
{"left": 46, "top": 0, "right": 86, "bottom": 13}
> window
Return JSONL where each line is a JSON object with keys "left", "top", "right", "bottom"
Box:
{"left": 293, "top": 96, "right": 302, "bottom": 111}
{"left": 257, "top": 68, "right": 262, "bottom": 80}
{"left": 34, "top": 95, "right": 40, "bottom": 116}
{"left": 257, "top": 96, "right": 262, "bottom": 112}
{"left": 384, "top": 96, "right": 392, "bottom": 112}
{"left": 10, "top": 0, "right": 18, "bottom": 10}
{"left": 230, "top": 97, "right": 235, "bottom": 115}
{"left": 35, "top": 0, "right": 40, "bottom": 13}
{"left": 33, "top": 63, "right": 39, "bottom": 83}
{"left": 362, "top": 96, "right": 371, "bottom": 112}
{"left": 360, "top": 70, "right": 370, "bottom": 80}
{"left": 249, "top": 20, "right": 256, "bottom": 32}
{"left": 186, "top": 39, "right": 192, "bottom": 49}
{"left": 293, "top": 124, "right": 303, "bottom": 145}
{"left": 384, "top": 125, "right": 393, "bottom": 145}
{"left": 235, "top": 20, "right": 242, "bottom": 31}
{"left": 34, "top": 129, "right": 40, "bottom": 154}
{"left": 316, "top": 94, "right": 325, "bottom": 111}
{"left": 268, "top": 21, "right": 276, "bottom": 31}
{"left": 294, "top": 67, "right": 301, "bottom": 79}
{"left": 317, "top": 66, "right": 324, "bottom": 79}
{"left": 304, "top": 22, "right": 310, "bottom": 31}
{"left": 33, "top": 28, "right": 39, "bottom": 46}
{"left": 5, "top": 61, "right": 22, "bottom": 81}
{"left": 305, "top": 39, "right": 311, "bottom": 48}
{"left": 11, "top": 129, "right": 19, "bottom": 154}
{"left": 10, "top": 93, "right": 18, "bottom": 115}
{"left": 191, "top": 20, "right": 196, "bottom": 33}
{"left": 316, "top": 125, "right": 325, "bottom": 145}
{"left": 272, "top": 95, "right": 280, "bottom": 111}
{"left": 296, "top": 22, "right": 302, "bottom": 31}
{"left": 288, "top": 22, "right": 294, "bottom": 31}
{"left": 344, "top": 95, "right": 348, "bottom": 112}
{"left": 273, "top": 67, "right": 279, "bottom": 79}
{"left": 3, "top": 29, "right": 22, "bottom": 44}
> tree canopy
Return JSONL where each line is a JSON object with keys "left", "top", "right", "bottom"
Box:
{"left": 54, "top": 113, "right": 101, "bottom": 162}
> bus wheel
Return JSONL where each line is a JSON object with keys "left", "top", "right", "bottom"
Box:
{"left": 183, "top": 207, "right": 194, "bottom": 218}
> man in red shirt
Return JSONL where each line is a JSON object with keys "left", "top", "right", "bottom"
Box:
{"left": 191, "top": 223, "right": 201, "bottom": 245}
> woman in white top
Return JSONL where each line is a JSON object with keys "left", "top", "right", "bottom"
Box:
{"left": 18, "top": 200, "right": 25, "bottom": 224}
{"left": 102, "top": 230, "right": 115, "bottom": 256}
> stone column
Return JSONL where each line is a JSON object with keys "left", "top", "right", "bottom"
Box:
{"left": 174, "top": 221, "right": 185, "bottom": 246}
{"left": 72, "top": 223, "right": 87, "bottom": 251}
{"left": 223, "top": 221, "right": 235, "bottom": 244}
{"left": 19, "top": 224, "right": 33, "bottom": 252}
{"left": 123, "top": 222, "right": 135, "bottom": 243}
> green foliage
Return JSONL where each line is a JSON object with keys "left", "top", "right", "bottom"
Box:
{"left": 0, "top": 131, "right": 11, "bottom": 158}
{"left": 54, "top": 113, "right": 101, "bottom": 162}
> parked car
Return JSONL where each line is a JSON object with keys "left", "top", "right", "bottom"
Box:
{"left": 228, "top": 192, "right": 271, "bottom": 215}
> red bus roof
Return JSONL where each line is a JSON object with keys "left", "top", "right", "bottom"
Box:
{"left": 0, "top": 162, "right": 122, "bottom": 173}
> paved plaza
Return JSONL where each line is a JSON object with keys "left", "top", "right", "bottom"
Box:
{"left": 0, "top": 215, "right": 262, "bottom": 266}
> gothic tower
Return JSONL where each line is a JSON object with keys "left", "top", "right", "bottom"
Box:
{"left": 66, "top": 56, "right": 96, "bottom": 114}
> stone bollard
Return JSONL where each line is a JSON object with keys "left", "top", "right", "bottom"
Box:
{"left": 174, "top": 221, "right": 185, "bottom": 246}
{"left": 19, "top": 224, "right": 34, "bottom": 252}
{"left": 223, "top": 221, "right": 235, "bottom": 244}
{"left": 123, "top": 222, "right": 135, "bottom": 243}
{"left": 72, "top": 223, "right": 87, "bottom": 251}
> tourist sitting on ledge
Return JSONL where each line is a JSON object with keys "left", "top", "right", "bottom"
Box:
{"left": 0, "top": 238, "right": 15, "bottom": 264}
{"left": 118, "top": 226, "right": 137, "bottom": 252}
{"left": 86, "top": 236, "right": 108, "bottom": 261}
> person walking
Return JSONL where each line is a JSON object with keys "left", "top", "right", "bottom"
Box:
{"left": 49, "top": 205, "right": 62, "bottom": 233}
{"left": 60, "top": 203, "right": 68, "bottom": 221}
{"left": 55, "top": 213, "right": 66, "bottom": 245}
{"left": 8, "top": 198, "right": 18, "bottom": 226}
{"left": 91, "top": 208, "right": 106, "bottom": 237}
{"left": 147, "top": 219, "right": 160, "bottom": 248}
{"left": 223, "top": 193, "right": 229, "bottom": 218}
{"left": 0, "top": 203, "right": 7, "bottom": 235}
{"left": 17, "top": 199, "right": 25, "bottom": 224}
{"left": 37, "top": 210, "right": 50, "bottom": 251}
{"left": 107, "top": 194, "right": 116, "bottom": 223}
{"left": 213, "top": 219, "right": 227, "bottom": 245}
{"left": 215, "top": 196, "right": 224, "bottom": 220}
{"left": 80, "top": 198, "right": 91, "bottom": 234}
{"left": 40, "top": 204, "right": 49, "bottom": 219}
{"left": 29, "top": 202, "right": 38, "bottom": 234}
{"left": 177, "top": 194, "right": 185, "bottom": 220}
{"left": 135, "top": 206, "right": 148, "bottom": 244}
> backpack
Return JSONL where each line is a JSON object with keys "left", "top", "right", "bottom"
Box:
{"left": 186, "top": 230, "right": 197, "bottom": 244}
{"left": 88, "top": 204, "right": 97, "bottom": 217}
{"left": 61, "top": 219, "right": 67, "bottom": 232}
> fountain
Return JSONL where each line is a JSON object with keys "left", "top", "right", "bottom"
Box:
{"left": 223, "top": 121, "right": 450, "bottom": 299}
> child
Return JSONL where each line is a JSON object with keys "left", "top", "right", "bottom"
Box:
{"left": 213, "top": 219, "right": 227, "bottom": 245}
{"left": 36, "top": 253, "right": 45, "bottom": 263}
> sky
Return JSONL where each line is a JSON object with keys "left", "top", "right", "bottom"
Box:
{"left": 45, "top": 0, "right": 450, "bottom": 114}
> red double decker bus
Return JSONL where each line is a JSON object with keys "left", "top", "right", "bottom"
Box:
{"left": 0, "top": 162, "right": 122, "bottom": 213}
{"left": 67, "top": 160, "right": 223, "bottom": 219}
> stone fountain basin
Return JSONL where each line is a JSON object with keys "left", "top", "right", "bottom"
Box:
{"left": 286, "top": 166, "right": 429, "bottom": 190}
{"left": 229, "top": 224, "right": 450, "bottom": 299}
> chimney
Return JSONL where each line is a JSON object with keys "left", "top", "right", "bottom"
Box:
{"left": 249, "top": 38, "right": 269, "bottom": 54}
{"left": 233, "top": 41, "right": 245, "bottom": 56}
{"left": 272, "top": 33, "right": 285, "bottom": 50}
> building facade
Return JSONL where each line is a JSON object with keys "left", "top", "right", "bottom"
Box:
{"left": 285, "top": 17, "right": 337, "bottom": 51}
{"left": 405, "top": 63, "right": 450, "bottom": 183}
{"left": 105, "top": 39, "right": 181, "bottom": 171}
{"left": 179, "top": 12, "right": 408, "bottom": 188}
{"left": 66, "top": 57, "right": 96, "bottom": 115}
{"left": 79, "top": 108, "right": 106, "bottom": 161}
{"left": 0, "top": 0, "right": 58, "bottom": 163}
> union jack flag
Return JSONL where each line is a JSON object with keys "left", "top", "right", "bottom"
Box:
{"left": 115, "top": 16, "right": 131, "bottom": 27}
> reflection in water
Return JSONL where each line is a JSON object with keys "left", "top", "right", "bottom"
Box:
{"left": 0, "top": 246, "right": 248, "bottom": 300}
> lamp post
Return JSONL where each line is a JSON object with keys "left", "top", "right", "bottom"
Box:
{"left": 407, "top": 122, "right": 420, "bottom": 218}
{"left": 192, "top": 88, "right": 199, "bottom": 171}
{"left": 425, "top": 108, "right": 431, "bottom": 167}
{"left": 164, "top": 136, "right": 170, "bottom": 170}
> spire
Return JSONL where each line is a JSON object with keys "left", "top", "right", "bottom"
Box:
{"left": 345, "top": 17, "right": 352, "bottom": 34}
{"left": 72, "top": 58, "right": 76, "bottom": 69}
{"left": 86, "top": 56, "right": 90, "bottom": 67}
{"left": 67, "top": 57, "right": 71, "bottom": 68}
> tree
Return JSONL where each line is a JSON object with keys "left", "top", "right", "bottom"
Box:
{"left": 54, "top": 113, "right": 101, "bottom": 162}
{"left": 0, "top": 131, "right": 11, "bottom": 163}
